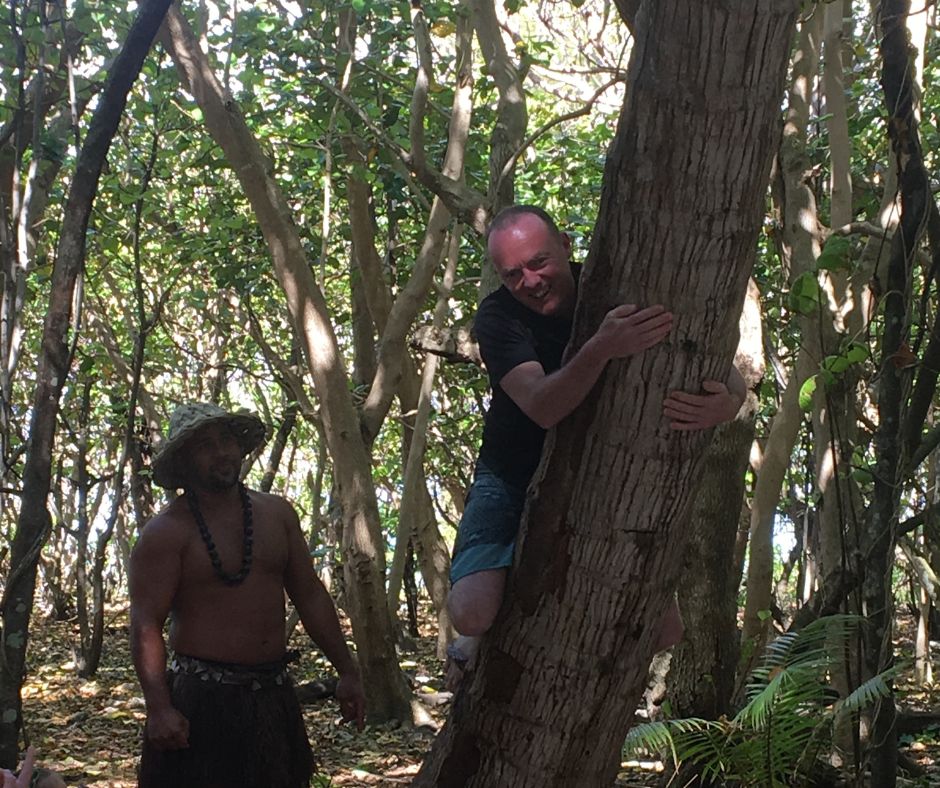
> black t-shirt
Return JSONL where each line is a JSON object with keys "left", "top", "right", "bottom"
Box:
{"left": 474, "top": 266, "right": 579, "bottom": 489}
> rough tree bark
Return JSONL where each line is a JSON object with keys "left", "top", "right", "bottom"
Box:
{"left": 0, "top": 0, "right": 173, "bottom": 766}
{"left": 415, "top": 3, "right": 798, "bottom": 785}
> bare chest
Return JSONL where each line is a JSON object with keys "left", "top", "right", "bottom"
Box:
{"left": 178, "top": 509, "right": 288, "bottom": 589}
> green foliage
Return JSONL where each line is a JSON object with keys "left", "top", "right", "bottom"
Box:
{"left": 623, "top": 616, "right": 893, "bottom": 787}
{"left": 815, "top": 236, "right": 852, "bottom": 272}
{"left": 787, "top": 271, "right": 821, "bottom": 316}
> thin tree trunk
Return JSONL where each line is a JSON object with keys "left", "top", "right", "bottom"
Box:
{"left": 665, "top": 282, "right": 764, "bottom": 724}
{"left": 865, "top": 3, "right": 925, "bottom": 782}
{"left": 468, "top": 0, "right": 527, "bottom": 297}
{"left": 74, "top": 381, "right": 93, "bottom": 675}
{"left": 388, "top": 229, "right": 461, "bottom": 656}
{"left": 416, "top": 3, "right": 798, "bottom": 784}
{"left": 338, "top": 10, "right": 465, "bottom": 635}
{"left": 0, "top": 0, "right": 172, "bottom": 766}
{"left": 158, "top": 5, "right": 413, "bottom": 723}
{"left": 741, "top": 13, "right": 823, "bottom": 652}
{"left": 259, "top": 402, "right": 298, "bottom": 493}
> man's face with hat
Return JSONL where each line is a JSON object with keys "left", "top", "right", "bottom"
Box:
{"left": 184, "top": 422, "right": 242, "bottom": 492}
{"left": 152, "top": 402, "right": 265, "bottom": 490}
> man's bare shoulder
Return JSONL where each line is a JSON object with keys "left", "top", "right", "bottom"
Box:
{"left": 135, "top": 499, "right": 192, "bottom": 551}
{"left": 249, "top": 489, "right": 297, "bottom": 517}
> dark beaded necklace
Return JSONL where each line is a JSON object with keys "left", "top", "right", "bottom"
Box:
{"left": 185, "top": 482, "right": 254, "bottom": 586}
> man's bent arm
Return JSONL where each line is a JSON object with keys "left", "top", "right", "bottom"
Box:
{"left": 500, "top": 345, "right": 609, "bottom": 429}
{"left": 282, "top": 505, "right": 357, "bottom": 676}
{"left": 283, "top": 502, "right": 365, "bottom": 727}
{"left": 501, "top": 304, "right": 673, "bottom": 429}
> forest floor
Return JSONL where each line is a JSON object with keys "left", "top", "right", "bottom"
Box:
{"left": 15, "top": 605, "right": 940, "bottom": 787}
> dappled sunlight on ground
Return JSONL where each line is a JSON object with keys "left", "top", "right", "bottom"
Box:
{"left": 14, "top": 607, "right": 940, "bottom": 786}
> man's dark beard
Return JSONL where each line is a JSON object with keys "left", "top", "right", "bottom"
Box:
{"left": 193, "top": 461, "right": 240, "bottom": 492}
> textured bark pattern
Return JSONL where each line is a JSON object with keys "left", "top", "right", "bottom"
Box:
{"left": 667, "top": 418, "right": 752, "bottom": 719}
{"left": 416, "top": 3, "right": 798, "bottom": 785}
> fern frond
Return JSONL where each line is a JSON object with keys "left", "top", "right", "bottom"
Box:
{"left": 623, "top": 720, "right": 678, "bottom": 755}
{"left": 833, "top": 669, "right": 896, "bottom": 719}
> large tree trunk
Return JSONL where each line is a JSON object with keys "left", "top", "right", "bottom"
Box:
{"left": 0, "top": 0, "right": 172, "bottom": 766}
{"left": 157, "top": 5, "right": 414, "bottom": 723}
{"left": 415, "top": 3, "right": 798, "bottom": 785}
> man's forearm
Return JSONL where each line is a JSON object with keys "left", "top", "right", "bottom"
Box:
{"left": 514, "top": 335, "right": 610, "bottom": 428}
{"left": 131, "top": 623, "right": 174, "bottom": 711}
{"left": 298, "top": 586, "right": 358, "bottom": 675}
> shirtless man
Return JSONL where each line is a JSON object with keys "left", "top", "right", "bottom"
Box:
{"left": 130, "top": 403, "right": 365, "bottom": 788}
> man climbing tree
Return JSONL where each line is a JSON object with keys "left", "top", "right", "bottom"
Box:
{"left": 416, "top": 2, "right": 799, "bottom": 786}
{"left": 444, "top": 205, "right": 745, "bottom": 680}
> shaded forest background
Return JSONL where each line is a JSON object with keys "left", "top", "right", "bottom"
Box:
{"left": 2, "top": 0, "right": 940, "bottom": 785}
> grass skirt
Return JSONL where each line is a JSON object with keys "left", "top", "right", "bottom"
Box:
{"left": 138, "top": 654, "right": 315, "bottom": 788}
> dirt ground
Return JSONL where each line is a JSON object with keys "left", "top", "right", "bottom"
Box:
{"left": 14, "top": 607, "right": 940, "bottom": 787}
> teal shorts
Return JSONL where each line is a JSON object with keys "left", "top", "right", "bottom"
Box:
{"left": 450, "top": 463, "right": 526, "bottom": 584}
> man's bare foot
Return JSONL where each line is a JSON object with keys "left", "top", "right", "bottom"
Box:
{"left": 444, "top": 635, "right": 480, "bottom": 691}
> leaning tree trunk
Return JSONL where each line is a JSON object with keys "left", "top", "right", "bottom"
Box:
{"left": 414, "top": 3, "right": 798, "bottom": 785}
{"left": 742, "top": 11, "right": 823, "bottom": 653}
{"left": 0, "top": 0, "right": 172, "bottom": 767}
{"left": 157, "top": 5, "right": 413, "bottom": 723}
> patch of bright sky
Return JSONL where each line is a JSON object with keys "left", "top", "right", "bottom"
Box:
{"left": 508, "top": 0, "right": 631, "bottom": 113}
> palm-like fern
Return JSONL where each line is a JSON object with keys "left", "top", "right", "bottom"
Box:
{"left": 623, "top": 615, "right": 894, "bottom": 787}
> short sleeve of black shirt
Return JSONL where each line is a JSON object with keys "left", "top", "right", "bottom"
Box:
{"left": 473, "top": 285, "right": 573, "bottom": 489}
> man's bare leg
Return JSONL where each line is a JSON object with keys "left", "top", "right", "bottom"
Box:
{"left": 444, "top": 569, "right": 507, "bottom": 689}
{"left": 447, "top": 568, "right": 508, "bottom": 636}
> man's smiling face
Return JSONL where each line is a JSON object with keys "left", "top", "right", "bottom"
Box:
{"left": 489, "top": 213, "right": 576, "bottom": 318}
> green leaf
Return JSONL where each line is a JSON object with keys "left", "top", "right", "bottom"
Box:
{"left": 851, "top": 467, "right": 874, "bottom": 484}
{"left": 815, "top": 236, "right": 852, "bottom": 272}
{"left": 798, "top": 376, "right": 817, "bottom": 411}
{"left": 823, "top": 354, "right": 850, "bottom": 374}
{"left": 845, "top": 343, "right": 868, "bottom": 364}
{"left": 788, "top": 271, "right": 821, "bottom": 315}
{"left": 1, "top": 708, "right": 16, "bottom": 724}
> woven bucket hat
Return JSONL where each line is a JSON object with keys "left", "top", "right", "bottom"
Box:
{"left": 151, "top": 402, "right": 266, "bottom": 489}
